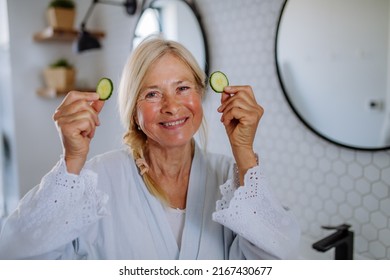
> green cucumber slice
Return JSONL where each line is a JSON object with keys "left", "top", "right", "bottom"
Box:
{"left": 96, "top": 77, "right": 113, "bottom": 100}
{"left": 209, "top": 71, "right": 229, "bottom": 93}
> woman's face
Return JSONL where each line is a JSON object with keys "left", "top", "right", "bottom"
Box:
{"left": 136, "top": 53, "right": 203, "bottom": 149}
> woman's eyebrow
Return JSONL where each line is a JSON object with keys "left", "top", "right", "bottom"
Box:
{"left": 174, "top": 80, "right": 194, "bottom": 86}
{"left": 140, "top": 79, "right": 193, "bottom": 92}
{"left": 140, "top": 85, "right": 160, "bottom": 92}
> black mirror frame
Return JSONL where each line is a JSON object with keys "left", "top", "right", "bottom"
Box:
{"left": 274, "top": 0, "right": 390, "bottom": 152}
{"left": 132, "top": 0, "right": 209, "bottom": 76}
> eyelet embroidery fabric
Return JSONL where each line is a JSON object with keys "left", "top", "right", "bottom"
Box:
{"left": 212, "top": 165, "right": 300, "bottom": 259}
{"left": 17, "top": 158, "right": 108, "bottom": 255}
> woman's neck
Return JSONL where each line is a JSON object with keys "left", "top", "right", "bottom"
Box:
{"left": 146, "top": 141, "right": 193, "bottom": 178}
{"left": 146, "top": 141, "right": 194, "bottom": 209}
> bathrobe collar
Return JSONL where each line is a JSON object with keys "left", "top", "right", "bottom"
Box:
{"left": 133, "top": 143, "right": 207, "bottom": 259}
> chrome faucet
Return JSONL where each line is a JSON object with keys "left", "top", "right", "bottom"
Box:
{"left": 312, "top": 224, "right": 354, "bottom": 260}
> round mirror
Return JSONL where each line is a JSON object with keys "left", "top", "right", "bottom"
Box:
{"left": 276, "top": 0, "right": 390, "bottom": 150}
{"left": 133, "top": 0, "right": 208, "bottom": 73}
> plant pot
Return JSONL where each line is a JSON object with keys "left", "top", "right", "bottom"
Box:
{"left": 46, "top": 7, "right": 75, "bottom": 30}
{"left": 44, "top": 67, "right": 76, "bottom": 92}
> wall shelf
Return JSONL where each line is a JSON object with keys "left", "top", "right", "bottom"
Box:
{"left": 34, "top": 27, "right": 104, "bottom": 98}
{"left": 33, "top": 27, "right": 105, "bottom": 42}
{"left": 34, "top": 26, "right": 104, "bottom": 98}
{"left": 37, "top": 88, "right": 95, "bottom": 99}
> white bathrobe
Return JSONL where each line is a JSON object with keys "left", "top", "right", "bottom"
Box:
{"left": 0, "top": 144, "right": 300, "bottom": 259}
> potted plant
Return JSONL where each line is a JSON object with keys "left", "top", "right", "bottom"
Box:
{"left": 43, "top": 58, "right": 76, "bottom": 92}
{"left": 47, "top": 0, "right": 76, "bottom": 30}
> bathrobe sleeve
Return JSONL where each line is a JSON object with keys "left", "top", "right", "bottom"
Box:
{"left": 0, "top": 158, "right": 108, "bottom": 260}
{"left": 212, "top": 165, "right": 301, "bottom": 259}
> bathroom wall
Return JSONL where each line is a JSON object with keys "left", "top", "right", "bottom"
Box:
{"left": 0, "top": 0, "right": 19, "bottom": 219}
{"left": 4, "top": 0, "right": 390, "bottom": 259}
{"left": 7, "top": 0, "right": 135, "bottom": 197}
{"left": 196, "top": 0, "right": 390, "bottom": 259}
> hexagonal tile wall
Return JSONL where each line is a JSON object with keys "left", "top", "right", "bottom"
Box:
{"left": 197, "top": 0, "right": 390, "bottom": 259}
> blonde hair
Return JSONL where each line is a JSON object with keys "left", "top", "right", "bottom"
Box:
{"left": 118, "top": 36, "right": 207, "bottom": 201}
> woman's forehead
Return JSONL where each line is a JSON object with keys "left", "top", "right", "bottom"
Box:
{"left": 143, "top": 54, "right": 195, "bottom": 84}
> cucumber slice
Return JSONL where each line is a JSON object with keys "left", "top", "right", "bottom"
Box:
{"left": 96, "top": 77, "right": 113, "bottom": 100}
{"left": 209, "top": 71, "right": 229, "bottom": 93}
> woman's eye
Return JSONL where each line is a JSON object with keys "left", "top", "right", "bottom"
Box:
{"left": 178, "top": 86, "right": 190, "bottom": 92}
{"left": 145, "top": 91, "right": 159, "bottom": 99}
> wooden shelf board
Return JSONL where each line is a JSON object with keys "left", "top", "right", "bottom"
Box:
{"left": 37, "top": 88, "right": 95, "bottom": 98}
{"left": 33, "top": 27, "right": 105, "bottom": 42}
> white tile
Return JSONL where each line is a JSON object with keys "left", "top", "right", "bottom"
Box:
{"left": 340, "top": 149, "right": 355, "bottom": 163}
{"left": 339, "top": 204, "right": 353, "bottom": 219}
{"left": 354, "top": 208, "right": 370, "bottom": 224}
{"left": 348, "top": 162, "right": 364, "bottom": 179}
{"left": 372, "top": 181, "right": 389, "bottom": 199}
{"left": 369, "top": 241, "right": 386, "bottom": 259}
{"left": 356, "top": 152, "right": 373, "bottom": 166}
{"left": 373, "top": 152, "right": 390, "bottom": 168}
{"left": 355, "top": 178, "right": 371, "bottom": 195}
{"left": 355, "top": 236, "right": 369, "bottom": 252}
{"left": 362, "top": 224, "right": 378, "bottom": 241}
{"left": 324, "top": 200, "right": 338, "bottom": 215}
{"left": 318, "top": 158, "right": 332, "bottom": 173}
{"left": 379, "top": 198, "right": 390, "bottom": 213}
{"left": 332, "top": 161, "right": 347, "bottom": 176}
{"left": 378, "top": 228, "right": 390, "bottom": 246}
{"left": 364, "top": 165, "right": 381, "bottom": 182}
{"left": 340, "top": 175, "right": 354, "bottom": 192}
{"left": 380, "top": 167, "right": 390, "bottom": 184}
{"left": 331, "top": 188, "right": 346, "bottom": 204}
{"left": 363, "top": 195, "right": 379, "bottom": 212}
{"left": 370, "top": 212, "right": 387, "bottom": 230}
{"left": 347, "top": 191, "right": 362, "bottom": 207}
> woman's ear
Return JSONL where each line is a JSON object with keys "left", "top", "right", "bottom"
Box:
{"left": 134, "top": 115, "right": 141, "bottom": 130}
{"left": 132, "top": 111, "right": 138, "bottom": 126}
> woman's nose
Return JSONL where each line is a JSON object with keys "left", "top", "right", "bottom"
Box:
{"left": 161, "top": 95, "right": 180, "bottom": 115}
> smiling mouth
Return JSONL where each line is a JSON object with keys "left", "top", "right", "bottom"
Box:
{"left": 160, "top": 118, "right": 188, "bottom": 127}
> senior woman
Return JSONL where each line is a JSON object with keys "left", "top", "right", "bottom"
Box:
{"left": 0, "top": 37, "right": 300, "bottom": 259}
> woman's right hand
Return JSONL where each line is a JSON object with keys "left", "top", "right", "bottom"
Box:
{"left": 53, "top": 91, "right": 105, "bottom": 174}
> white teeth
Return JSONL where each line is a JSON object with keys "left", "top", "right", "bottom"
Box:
{"left": 162, "top": 119, "right": 186, "bottom": 127}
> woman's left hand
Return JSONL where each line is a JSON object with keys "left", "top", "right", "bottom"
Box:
{"left": 218, "top": 85, "right": 264, "bottom": 184}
